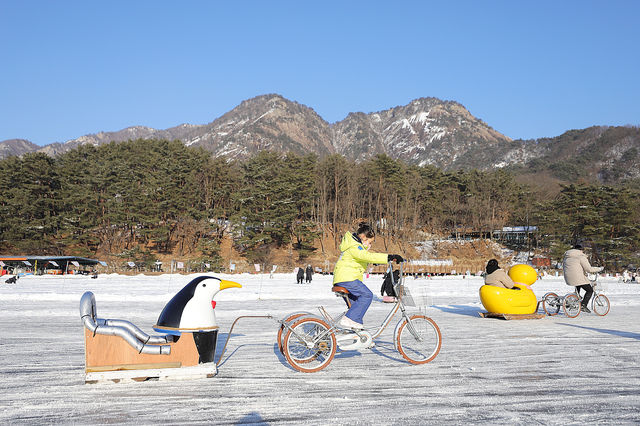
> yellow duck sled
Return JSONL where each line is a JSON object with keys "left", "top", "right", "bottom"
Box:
{"left": 479, "top": 283, "right": 538, "bottom": 315}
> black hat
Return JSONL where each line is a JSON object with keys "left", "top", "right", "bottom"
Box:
{"left": 486, "top": 259, "right": 499, "bottom": 274}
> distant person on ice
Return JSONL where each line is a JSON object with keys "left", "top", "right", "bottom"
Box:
{"left": 562, "top": 244, "right": 603, "bottom": 313}
{"left": 305, "top": 264, "right": 313, "bottom": 283}
{"left": 296, "top": 266, "right": 305, "bottom": 284}
{"left": 332, "top": 222, "right": 403, "bottom": 330}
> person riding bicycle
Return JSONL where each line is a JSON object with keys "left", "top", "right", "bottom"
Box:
{"left": 562, "top": 244, "right": 604, "bottom": 313}
{"left": 333, "top": 223, "right": 403, "bottom": 330}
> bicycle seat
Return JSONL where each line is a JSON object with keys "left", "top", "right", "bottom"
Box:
{"left": 332, "top": 285, "right": 352, "bottom": 308}
{"left": 332, "top": 285, "right": 350, "bottom": 295}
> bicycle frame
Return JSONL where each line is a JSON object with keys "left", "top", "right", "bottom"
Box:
{"left": 574, "top": 274, "right": 603, "bottom": 305}
{"left": 305, "top": 261, "right": 423, "bottom": 345}
{"left": 278, "top": 261, "right": 442, "bottom": 371}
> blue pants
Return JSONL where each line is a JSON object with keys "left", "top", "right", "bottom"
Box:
{"left": 335, "top": 280, "right": 373, "bottom": 324}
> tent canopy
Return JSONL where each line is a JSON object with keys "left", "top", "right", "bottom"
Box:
{"left": 0, "top": 256, "right": 104, "bottom": 269}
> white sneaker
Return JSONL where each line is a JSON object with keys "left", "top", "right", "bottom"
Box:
{"left": 339, "top": 316, "right": 364, "bottom": 330}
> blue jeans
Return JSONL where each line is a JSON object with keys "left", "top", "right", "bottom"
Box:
{"left": 335, "top": 280, "right": 373, "bottom": 324}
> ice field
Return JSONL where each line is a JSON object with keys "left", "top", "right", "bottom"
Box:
{"left": 1, "top": 271, "right": 639, "bottom": 424}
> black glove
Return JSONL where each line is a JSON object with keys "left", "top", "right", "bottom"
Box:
{"left": 388, "top": 254, "right": 404, "bottom": 264}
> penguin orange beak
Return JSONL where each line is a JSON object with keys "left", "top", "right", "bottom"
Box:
{"left": 219, "top": 280, "right": 242, "bottom": 291}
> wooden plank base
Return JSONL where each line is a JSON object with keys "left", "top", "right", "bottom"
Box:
{"left": 85, "top": 362, "right": 217, "bottom": 384}
{"left": 86, "top": 362, "right": 182, "bottom": 373}
{"left": 479, "top": 312, "right": 546, "bottom": 320}
{"left": 84, "top": 329, "right": 202, "bottom": 369}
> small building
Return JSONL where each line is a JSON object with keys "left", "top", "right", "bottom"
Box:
{"left": 492, "top": 226, "right": 538, "bottom": 248}
{"left": 450, "top": 227, "right": 493, "bottom": 240}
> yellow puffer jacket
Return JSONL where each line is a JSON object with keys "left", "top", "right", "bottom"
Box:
{"left": 333, "top": 232, "right": 389, "bottom": 284}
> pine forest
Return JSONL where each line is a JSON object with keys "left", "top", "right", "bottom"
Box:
{"left": 1, "top": 139, "right": 638, "bottom": 271}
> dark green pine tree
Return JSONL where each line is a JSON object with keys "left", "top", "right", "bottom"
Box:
{"left": 287, "top": 153, "right": 320, "bottom": 258}
{"left": 0, "top": 153, "right": 62, "bottom": 252}
{"left": 232, "top": 151, "right": 318, "bottom": 265}
{"left": 57, "top": 144, "right": 105, "bottom": 255}
{"left": 533, "top": 183, "right": 640, "bottom": 267}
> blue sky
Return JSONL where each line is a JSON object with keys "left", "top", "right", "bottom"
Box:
{"left": 1, "top": 0, "right": 639, "bottom": 145}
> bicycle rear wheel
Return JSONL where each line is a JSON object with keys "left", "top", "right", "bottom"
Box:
{"left": 283, "top": 317, "right": 336, "bottom": 373}
{"left": 592, "top": 294, "right": 610, "bottom": 316}
{"left": 542, "top": 292, "right": 561, "bottom": 316}
{"left": 563, "top": 294, "right": 581, "bottom": 318}
{"left": 396, "top": 315, "right": 442, "bottom": 365}
{"left": 277, "top": 312, "right": 310, "bottom": 354}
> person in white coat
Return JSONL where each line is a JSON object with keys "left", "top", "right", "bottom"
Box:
{"left": 562, "top": 244, "right": 604, "bottom": 313}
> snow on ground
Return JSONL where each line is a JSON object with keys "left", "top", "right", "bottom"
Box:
{"left": 1, "top": 272, "right": 639, "bottom": 424}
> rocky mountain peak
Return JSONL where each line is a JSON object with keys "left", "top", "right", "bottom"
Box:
{"left": 0, "top": 139, "right": 39, "bottom": 158}
{"left": 332, "top": 97, "right": 511, "bottom": 168}
{"left": 184, "top": 93, "right": 334, "bottom": 157}
{"left": 0, "top": 95, "right": 515, "bottom": 168}
{"left": 3, "top": 94, "right": 637, "bottom": 183}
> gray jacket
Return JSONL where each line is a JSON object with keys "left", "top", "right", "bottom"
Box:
{"left": 562, "top": 249, "right": 603, "bottom": 286}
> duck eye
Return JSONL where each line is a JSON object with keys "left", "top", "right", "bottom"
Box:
{"left": 202, "top": 284, "right": 206, "bottom": 287}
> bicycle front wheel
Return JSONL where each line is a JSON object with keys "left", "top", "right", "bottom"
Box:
{"left": 396, "top": 315, "right": 442, "bottom": 365}
{"left": 283, "top": 317, "right": 336, "bottom": 373}
{"left": 563, "top": 294, "right": 581, "bottom": 318}
{"left": 592, "top": 294, "right": 610, "bottom": 316}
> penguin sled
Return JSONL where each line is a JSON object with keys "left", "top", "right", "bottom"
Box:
{"left": 80, "top": 276, "right": 241, "bottom": 384}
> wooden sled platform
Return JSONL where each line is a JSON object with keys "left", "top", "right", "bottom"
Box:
{"left": 84, "top": 328, "right": 218, "bottom": 384}
{"left": 85, "top": 362, "right": 217, "bottom": 384}
{"left": 479, "top": 312, "right": 546, "bottom": 320}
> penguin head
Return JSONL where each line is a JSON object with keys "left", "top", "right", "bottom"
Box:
{"left": 192, "top": 276, "right": 242, "bottom": 309}
{"left": 154, "top": 276, "right": 242, "bottom": 332}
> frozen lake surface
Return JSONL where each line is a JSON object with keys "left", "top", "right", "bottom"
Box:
{"left": 1, "top": 272, "right": 639, "bottom": 424}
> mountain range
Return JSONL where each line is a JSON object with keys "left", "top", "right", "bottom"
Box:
{"left": 2, "top": 94, "right": 639, "bottom": 184}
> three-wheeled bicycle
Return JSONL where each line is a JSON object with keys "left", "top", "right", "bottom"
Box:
{"left": 276, "top": 262, "right": 442, "bottom": 373}
{"left": 541, "top": 273, "right": 610, "bottom": 317}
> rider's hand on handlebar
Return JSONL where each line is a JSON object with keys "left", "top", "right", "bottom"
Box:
{"left": 388, "top": 254, "right": 404, "bottom": 264}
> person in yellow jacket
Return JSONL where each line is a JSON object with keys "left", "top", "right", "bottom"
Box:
{"left": 333, "top": 223, "right": 403, "bottom": 329}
